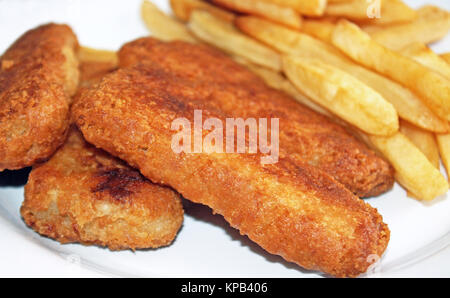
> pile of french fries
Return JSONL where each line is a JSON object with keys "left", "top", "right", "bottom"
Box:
{"left": 141, "top": 0, "right": 450, "bottom": 201}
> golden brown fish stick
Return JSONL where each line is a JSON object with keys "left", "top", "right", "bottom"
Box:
{"left": 118, "top": 38, "right": 394, "bottom": 198}
{"left": 0, "top": 23, "right": 79, "bottom": 171}
{"left": 21, "top": 128, "right": 184, "bottom": 250}
{"left": 72, "top": 62, "right": 389, "bottom": 277}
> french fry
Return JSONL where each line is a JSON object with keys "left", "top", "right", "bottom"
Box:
{"left": 401, "top": 43, "right": 450, "bottom": 181}
{"left": 212, "top": 0, "right": 302, "bottom": 29}
{"left": 78, "top": 46, "right": 118, "bottom": 65}
{"left": 283, "top": 56, "right": 398, "bottom": 136}
{"left": 331, "top": 20, "right": 450, "bottom": 122}
{"left": 400, "top": 120, "right": 440, "bottom": 169}
{"left": 360, "top": 23, "right": 383, "bottom": 34}
{"left": 170, "top": 0, "right": 235, "bottom": 23}
{"left": 325, "top": 0, "right": 381, "bottom": 20}
{"left": 442, "top": 53, "right": 450, "bottom": 65}
{"left": 300, "top": 19, "right": 336, "bottom": 43}
{"left": 236, "top": 56, "right": 448, "bottom": 198}
{"left": 355, "top": 0, "right": 417, "bottom": 26}
{"left": 258, "top": 0, "right": 327, "bottom": 16}
{"left": 236, "top": 59, "right": 334, "bottom": 118}
{"left": 366, "top": 132, "right": 448, "bottom": 201}
{"left": 401, "top": 43, "right": 450, "bottom": 80}
{"left": 398, "top": 43, "right": 450, "bottom": 178}
{"left": 370, "top": 5, "right": 450, "bottom": 50}
{"left": 141, "top": 0, "right": 197, "bottom": 43}
{"left": 188, "top": 10, "right": 281, "bottom": 71}
{"left": 436, "top": 134, "right": 450, "bottom": 181}
{"left": 236, "top": 16, "right": 448, "bottom": 132}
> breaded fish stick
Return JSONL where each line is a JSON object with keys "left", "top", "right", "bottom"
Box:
{"left": 118, "top": 38, "right": 394, "bottom": 198}
{"left": 0, "top": 24, "right": 79, "bottom": 171}
{"left": 72, "top": 57, "right": 389, "bottom": 276}
{"left": 21, "top": 128, "right": 184, "bottom": 250}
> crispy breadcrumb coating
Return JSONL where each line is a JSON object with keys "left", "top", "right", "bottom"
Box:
{"left": 0, "top": 23, "right": 79, "bottom": 171}
{"left": 72, "top": 43, "right": 390, "bottom": 276}
{"left": 118, "top": 38, "right": 394, "bottom": 197}
{"left": 21, "top": 128, "right": 183, "bottom": 250}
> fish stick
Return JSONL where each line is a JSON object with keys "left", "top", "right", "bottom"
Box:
{"left": 72, "top": 41, "right": 390, "bottom": 277}
{"left": 118, "top": 38, "right": 394, "bottom": 198}
{"left": 0, "top": 24, "right": 79, "bottom": 171}
{"left": 21, "top": 127, "right": 184, "bottom": 250}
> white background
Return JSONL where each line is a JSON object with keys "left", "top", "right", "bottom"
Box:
{"left": 0, "top": 0, "right": 449, "bottom": 277}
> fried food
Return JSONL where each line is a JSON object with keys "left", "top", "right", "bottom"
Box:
{"left": 283, "top": 56, "right": 398, "bottom": 136}
{"left": 399, "top": 120, "right": 440, "bottom": 169}
{"left": 21, "top": 128, "right": 184, "bottom": 250}
{"left": 212, "top": 0, "right": 302, "bottom": 29}
{"left": 73, "top": 45, "right": 390, "bottom": 277}
{"left": 436, "top": 134, "right": 450, "bottom": 182}
{"left": 326, "top": 0, "right": 416, "bottom": 25}
{"left": 365, "top": 132, "right": 448, "bottom": 201}
{"left": 117, "top": 38, "right": 394, "bottom": 197}
{"left": 0, "top": 23, "right": 79, "bottom": 171}
{"left": 369, "top": 5, "right": 450, "bottom": 50}
{"left": 78, "top": 47, "right": 118, "bottom": 87}
{"left": 401, "top": 42, "right": 450, "bottom": 80}
{"left": 442, "top": 53, "right": 450, "bottom": 65}
{"left": 188, "top": 10, "right": 282, "bottom": 71}
{"left": 356, "top": 0, "right": 417, "bottom": 26}
{"left": 258, "top": 0, "right": 326, "bottom": 16}
{"left": 238, "top": 60, "right": 334, "bottom": 117}
{"left": 170, "top": 0, "right": 235, "bottom": 23}
{"left": 236, "top": 16, "right": 448, "bottom": 133}
{"left": 331, "top": 20, "right": 450, "bottom": 122}
{"left": 78, "top": 46, "right": 118, "bottom": 65}
{"left": 142, "top": 0, "right": 198, "bottom": 43}
{"left": 300, "top": 18, "right": 336, "bottom": 43}
{"left": 325, "top": 0, "right": 376, "bottom": 20}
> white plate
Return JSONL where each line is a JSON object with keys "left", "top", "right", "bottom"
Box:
{"left": 0, "top": 0, "right": 449, "bottom": 278}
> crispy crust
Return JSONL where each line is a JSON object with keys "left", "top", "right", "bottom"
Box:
{"left": 72, "top": 59, "right": 390, "bottom": 276}
{"left": 0, "top": 23, "right": 79, "bottom": 171}
{"left": 118, "top": 38, "right": 394, "bottom": 198}
{"left": 21, "top": 128, "right": 184, "bottom": 250}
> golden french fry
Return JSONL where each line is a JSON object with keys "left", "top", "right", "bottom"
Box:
{"left": 436, "top": 134, "right": 450, "bottom": 181}
{"left": 401, "top": 43, "right": 450, "bottom": 80}
{"left": 237, "top": 60, "right": 335, "bottom": 117}
{"left": 402, "top": 44, "right": 450, "bottom": 181}
{"left": 438, "top": 54, "right": 450, "bottom": 180}
{"left": 212, "top": 0, "right": 302, "bottom": 29}
{"left": 301, "top": 19, "right": 336, "bottom": 43}
{"left": 400, "top": 120, "right": 440, "bottom": 169}
{"left": 258, "top": 0, "right": 326, "bottom": 16}
{"left": 170, "top": 0, "right": 235, "bottom": 23}
{"left": 356, "top": 0, "right": 417, "bottom": 26}
{"left": 283, "top": 56, "right": 398, "bottom": 136}
{"left": 370, "top": 5, "right": 450, "bottom": 50}
{"left": 188, "top": 10, "right": 281, "bottom": 71}
{"left": 367, "top": 132, "right": 448, "bottom": 201}
{"left": 325, "top": 0, "right": 381, "bottom": 20}
{"left": 78, "top": 46, "right": 118, "bottom": 65}
{"left": 236, "top": 16, "right": 448, "bottom": 132}
{"left": 360, "top": 23, "right": 383, "bottom": 34}
{"left": 141, "top": 0, "right": 197, "bottom": 43}
{"left": 442, "top": 53, "right": 450, "bottom": 65}
{"left": 332, "top": 20, "right": 450, "bottom": 122}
